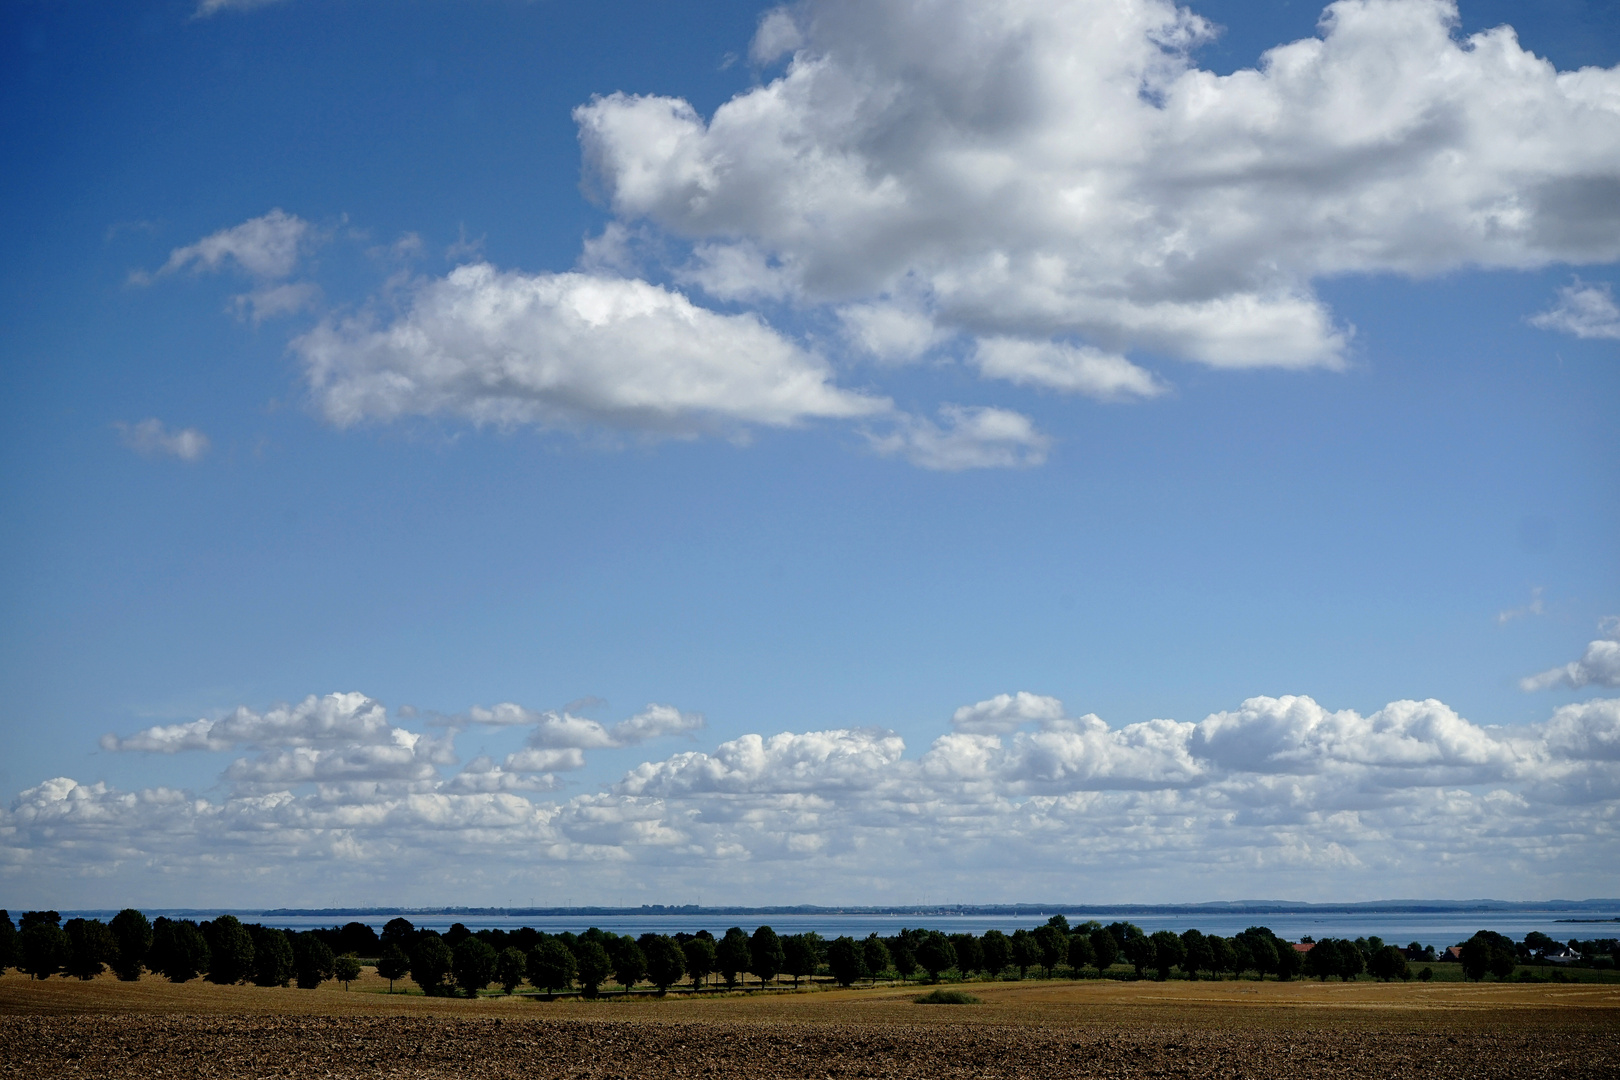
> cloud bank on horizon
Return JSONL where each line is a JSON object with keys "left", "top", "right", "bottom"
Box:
{"left": 6, "top": 652, "right": 1617, "bottom": 906}
{"left": 145, "top": 0, "right": 1620, "bottom": 468}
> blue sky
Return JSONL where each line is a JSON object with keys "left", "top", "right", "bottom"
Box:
{"left": 1, "top": 0, "right": 1616, "bottom": 909}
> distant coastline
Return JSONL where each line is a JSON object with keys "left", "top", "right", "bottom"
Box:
{"left": 56, "top": 898, "right": 1615, "bottom": 920}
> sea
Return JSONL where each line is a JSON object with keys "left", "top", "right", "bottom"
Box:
{"left": 63, "top": 908, "right": 1620, "bottom": 950}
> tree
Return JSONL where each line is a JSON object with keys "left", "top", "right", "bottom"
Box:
{"left": 1149, "top": 931, "right": 1185, "bottom": 981}
{"left": 335, "top": 954, "right": 363, "bottom": 990}
{"left": 0, "top": 911, "right": 18, "bottom": 973}
{"left": 1524, "top": 931, "right": 1558, "bottom": 958}
{"left": 527, "top": 939, "right": 576, "bottom": 994}
{"left": 862, "top": 934, "right": 891, "bottom": 984}
{"left": 980, "top": 930, "right": 1010, "bottom": 978}
{"left": 453, "top": 937, "right": 498, "bottom": 997}
{"left": 750, "top": 925, "right": 785, "bottom": 987}
{"left": 1122, "top": 933, "right": 1154, "bottom": 978}
{"left": 487, "top": 947, "right": 522, "bottom": 994}
{"left": 1067, "top": 933, "right": 1095, "bottom": 976}
{"left": 1208, "top": 936, "right": 1235, "bottom": 978}
{"left": 338, "top": 922, "right": 380, "bottom": 957}
{"left": 950, "top": 933, "right": 983, "bottom": 976}
{"left": 63, "top": 918, "right": 114, "bottom": 980}
{"left": 294, "top": 934, "right": 336, "bottom": 990}
{"left": 20, "top": 921, "right": 68, "bottom": 980}
{"left": 1089, "top": 928, "right": 1120, "bottom": 975}
{"left": 376, "top": 943, "right": 409, "bottom": 993}
{"left": 381, "top": 918, "right": 416, "bottom": 951}
{"left": 1369, "top": 945, "right": 1408, "bottom": 982}
{"left": 411, "top": 935, "right": 454, "bottom": 996}
{"left": 610, "top": 938, "right": 646, "bottom": 994}
{"left": 1237, "top": 931, "right": 1276, "bottom": 980}
{"left": 205, "top": 915, "right": 255, "bottom": 985}
{"left": 914, "top": 932, "right": 957, "bottom": 983}
{"left": 827, "top": 936, "right": 867, "bottom": 987}
{"left": 642, "top": 935, "right": 686, "bottom": 993}
{"left": 717, "top": 927, "right": 751, "bottom": 989}
{"left": 1032, "top": 925, "right": 1066, "bottom": 978}
{"left": 1010, "top": 929, "right": 1039, "bottom": 979}
{"left": 1180, "top": 929, "right": 1214, "bottom": 981}
{"left": 106, "top": 909, "right": 152, "bottom": 981}
{"left": 249, "top": 927, "right": 294, "bottom": 987}
{"left": 1460, "top": 931, "right": 1516, "bottom": 981}
{"left": 682, "top": 936, "right": 716, "bottom": 991}
{"left": 574, "top": 940, "right": 612, "bottom": 998}
{"left": 151, "top": 918, "right": 209, "bottom": 983}
{"left": 782, "top": 934, "right": 819, "bottom": 988}
{"left": 888, "top": 935, "right": 918, "bottom": 983}
{"left": 1046, "top": 914, "right": 1071, "bottom": 934}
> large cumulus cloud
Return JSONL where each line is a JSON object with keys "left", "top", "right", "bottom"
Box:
{"left": 579, "top": 0, "right": 1620, "bottom": 375}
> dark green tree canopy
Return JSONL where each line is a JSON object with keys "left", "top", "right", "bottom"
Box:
{"left": 293, "top": 933, "right": 336, "bottom": 990}
{"left": 204, "top": 915, "right": 255, "bottom": 985}
{"left": 410, "top": 935, "right": 454, "bottom": 996}
{"left": 682, "top": 936, "right": 717, "bottom": 990}
{"left": 914, "top": 932, "right": 957, "bottom": 983}
{"left": 750, "top": 925, "right": 785, "bottom": 986}
{"left": 63, "top": 918, "right": 114, "bottom": 980}
{"left": 376, "top": 943, "right": 410, "bottom": 992}
{"left": 108, "top": 909, "right": 152, "bottom": 982}
{"left": 529, "top": 938, "right": 578, "bottom": 994}
{"left": 716, "top": 927, "right": 751, "bottom": 989}
{"left": 641, "top": 934, "right": 686, "bottom": 993}
{"left": 250, "top": 927, "right": 295, "bottom": 988}
{"left": 826, "top": 935, "right": 867, "bottom": 987}
{"left": 452, "top": 937, "right": 499, "bottom": 997}
{"left": 574, "top": 940, "right": 612, "bottom": 998}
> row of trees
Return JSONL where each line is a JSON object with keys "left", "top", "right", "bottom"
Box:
{"left": 360, "top": 916, "right": 1313, "bottom": 995}
{"left": 9, "top": 910, "right": 1608, "bottom": 992}
{"left": 0, "top": 910, "right": 362, "bottom": 989}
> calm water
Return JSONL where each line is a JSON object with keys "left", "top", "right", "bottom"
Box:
{"left": 110, "top": 910, "right": 1620, "bottom": 950}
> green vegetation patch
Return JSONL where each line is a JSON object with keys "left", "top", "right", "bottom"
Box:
{"left": 914, "top": 988, "right": 981, "bottom": 1004}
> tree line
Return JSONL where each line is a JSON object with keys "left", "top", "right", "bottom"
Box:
{"left": 3, "top": 910, "right": 1609, "bottom": 995}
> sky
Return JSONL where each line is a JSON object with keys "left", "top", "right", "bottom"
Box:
{"left": 0, "top": 0, "right": 1616, "bottom": 910}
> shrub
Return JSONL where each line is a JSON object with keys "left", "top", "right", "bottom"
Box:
{"left": 915, "top": 988, "right": 980, "bottom": 1004}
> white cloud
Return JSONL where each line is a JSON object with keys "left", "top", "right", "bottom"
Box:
{"left": 101, "top": 692, "right": 396, "bottom": 752}
{"left": 294, "top": 263, "right": 888, "bottom": 434}
{"left": 868, "top": 404, "right": 1051, "bottom": 470}
{"left": 1521, "top": 618, "right": 1620, "bottom": 691}
{"left": 750, "top": 7, "right": 804, "bottom": 66}
{"left": 1497, "top": 586, "right": 1546, "bottom": 625}
{"left": 951, "top": 691, "right": 1067, "bottom": 735}
{"left": 13, "top": 688, "right": 1620, "bottom": 903}
{"left": 972, "top": 337, "right": 1165, "bottom": 399}
{"left": 149, "top": 209, "right": 311, "bottom": 280}
{"left": 230, "top": 281, "right": 321, "bottom": 324}
{"left": 838, "top": 302, "right": 951, "bottom": 364}
{"left": 196, "top": 0, "right": 286, "bottom": 14}
{"left": 576, "top": 0, "right": 1620, "bottom": 373}
{"left": 1530, "top": 280, "right": 1620, "bottom": 340}
{"left": 115, "top": 419, "right": 211, "bottom": 463}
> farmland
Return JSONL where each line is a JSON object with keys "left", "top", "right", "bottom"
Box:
{"left": 3, "top": 968, "right": 1616, "bottom": 1079}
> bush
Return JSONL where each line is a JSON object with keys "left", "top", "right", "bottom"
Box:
{"left": 915, "top": 988, "right": 981, "bottom": 1004}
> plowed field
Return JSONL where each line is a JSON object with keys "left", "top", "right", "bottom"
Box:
{"left": 4, "top": 970, "right": 1616, "bottom": 1079}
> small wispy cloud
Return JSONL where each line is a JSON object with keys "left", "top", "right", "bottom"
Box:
{"left": 1497, "top": 586, "right": 1546, "bottom": 625}
{"left": 115, "top": 419, "right": 211, "bottom": 463}
{"left": 1530, "top": 280, "right": 1620, "bottom": 341}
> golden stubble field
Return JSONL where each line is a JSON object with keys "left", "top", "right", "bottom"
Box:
{"left": 3, "top": 969, "right": 1617, "bottom": 1079}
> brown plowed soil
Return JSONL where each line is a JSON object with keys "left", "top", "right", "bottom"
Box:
{"left": 3, "top": 971, "right": 1616, "bottom": 1079}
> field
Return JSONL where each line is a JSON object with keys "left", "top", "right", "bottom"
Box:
{"left": 3, "top": 969, "right": 1617, "bottom": 1078}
